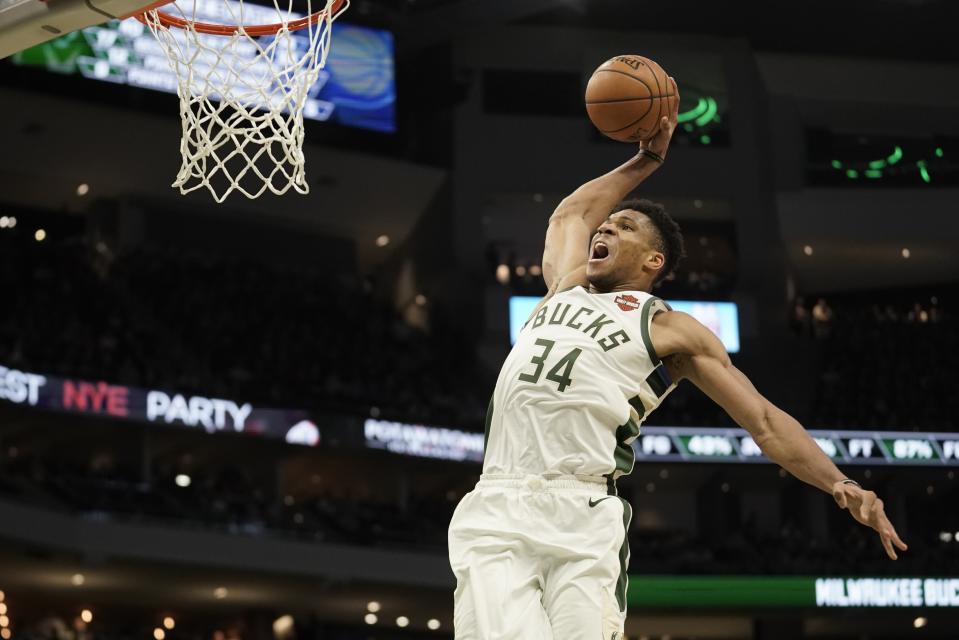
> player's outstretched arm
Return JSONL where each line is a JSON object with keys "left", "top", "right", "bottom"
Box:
{"left": 651, "top": 310, "right": 909, "bottom": 561}
{"left": 541, "top": 78, "right": 680, "bottom": 294}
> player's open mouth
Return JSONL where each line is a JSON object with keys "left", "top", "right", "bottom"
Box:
{"left": 589, "top": 241, "right": 610, "bottom": 263}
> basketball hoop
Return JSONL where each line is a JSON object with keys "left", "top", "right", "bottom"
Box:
{"left": 129, "top": 0, "right": 349, "bottom": 201}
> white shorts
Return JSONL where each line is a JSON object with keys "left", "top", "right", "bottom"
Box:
{"left": 447, "top": 474, "right": 632, "bottom": 640}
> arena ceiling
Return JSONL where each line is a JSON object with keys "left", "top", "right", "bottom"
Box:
{"left": 374, "top": 0, "right": 957, "bottom": 61}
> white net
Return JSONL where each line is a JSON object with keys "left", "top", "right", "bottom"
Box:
{"left": 141, "top": 0, "right": 345, "bottom": 201}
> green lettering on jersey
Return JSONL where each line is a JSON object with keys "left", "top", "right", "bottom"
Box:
{"left": 597, "top": 328, "right": 631, "bottom": 352}
{"left": 548, "top": 303, "right": 572, "bottom": 325}
{"left": 582, "top": 313, "right": 615, "bottom": 339}
{"left": 531, "top": 304, "right": 548, "bottom": 329}
{"left": 566, "top": 306, "right": 593, "bottom": 329}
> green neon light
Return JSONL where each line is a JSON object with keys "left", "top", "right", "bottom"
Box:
{"left": 830, "top": 160, "right": 843, "bottom": 169}
{"left": 887, "top": 146, "right": 903, "bottom": 165}
{"left": 700, "top": 134, "right": 711, "bottom": 145}
{"left": 683, "top": 123, "right": 694, "bottom": 132}
{"left": 628, "top": 576, "right": 813, "bottom": 608}
{"left": 846, "top": 169, "right": 858, "bottom": 179}
{"left": 865, "top": 169, "right": 882, "bottom": 179}
{"left": 917, "top": 160, "right": 931, "bottom": 183}
{"left": 868, "top": 159, "right": 887, "bottom": 170}
{"left": 935, "top": 147, "right": 944, "bottom": 158}
{"left": 694, "top": 97, "right": 718, "bottom": 127}
{"left": 677, "top": 98, "right": 708, "bottom": 124}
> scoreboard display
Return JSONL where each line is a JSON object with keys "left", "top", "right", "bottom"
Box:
{"left": 9, "top": 2, "right": 397, "bottom": 133}
{"left": 509, "top": 296, "right": 741, "bottom": 352}
{"left": 635, "top": 426, "right": 959, "bottom": 466}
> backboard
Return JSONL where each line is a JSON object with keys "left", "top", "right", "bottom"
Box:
{"left": 0, "top": 0, "right": 155, "bottom": 58}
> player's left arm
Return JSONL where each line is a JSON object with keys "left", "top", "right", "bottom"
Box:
{"left": 650, "top": 310, "right": 909, "bottom": 560}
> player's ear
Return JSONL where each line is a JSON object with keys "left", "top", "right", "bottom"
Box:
{"left": 646, "top": 250, "right": 665, "bottom": 272}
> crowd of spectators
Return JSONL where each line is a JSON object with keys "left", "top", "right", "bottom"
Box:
{"left": 0, "top": 448, "right": 456, "bottom": 552}
{"left": 2, "top": 446, "right": 957, "bottom": 577}
{"left": 13, "top": 616, "right": 436, "bottom": 640}
{"left": 0, "top": 233, "right": 489, "bottom": 427}
{"left": 630, "top": 513, "right": 959, "bottom": 577}
{"left": 792, "top": 293, "right": 958, "bottom": 430}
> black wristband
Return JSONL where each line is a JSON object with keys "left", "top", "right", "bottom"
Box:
{"left": 840, "top": 479, "right": 861, "bottom": 488}
{"left": 639, "top": 148, "right": 665, "bottom": 164}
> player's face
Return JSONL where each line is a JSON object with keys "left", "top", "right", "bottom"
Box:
{"left": 586, "top": 210, "right": 664, "bottom": 290}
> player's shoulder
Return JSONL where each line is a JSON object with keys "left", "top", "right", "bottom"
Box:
{"left": 650, "top": 309, "right": 724, "bottom": 358}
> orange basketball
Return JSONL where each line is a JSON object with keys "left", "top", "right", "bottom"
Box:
{"left": 585, "top": 55, "right": 677, "bottom": 143}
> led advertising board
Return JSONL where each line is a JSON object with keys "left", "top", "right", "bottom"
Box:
{"left": 509, "top": 296, "right": 740, "bottom": 352}
{"left": 626, "top": 576, "right": 959, "bottom": 609}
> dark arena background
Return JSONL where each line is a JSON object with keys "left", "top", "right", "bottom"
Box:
{"left": 2, "top": 0, "right": 959, "bottom": 638}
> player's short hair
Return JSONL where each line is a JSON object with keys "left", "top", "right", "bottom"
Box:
{"left": 612, "top": 198, "right": 685, "bottom": 284}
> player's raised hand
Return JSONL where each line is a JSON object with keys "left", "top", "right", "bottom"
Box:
{"left": 640, "top": 76, "right": 680, "bottom": 161}
{"left": 832, "top": 481, "right": 908, "bottom": 560}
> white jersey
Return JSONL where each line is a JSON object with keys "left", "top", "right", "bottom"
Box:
{"left": 483, "top": 286, "right": 676, "bottom": 486}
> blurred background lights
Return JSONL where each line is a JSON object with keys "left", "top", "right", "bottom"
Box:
{"left": 80, "top": 609, "right": 93, "bottom": 623}
{"left": 363, "top": 614, "right": 377, "bottom": 625}
{"left": 175, "top": 474, "right": 191, "bottom": 488}
{"left": 163, "top": 617, "right": 175, "bottom": 630}
{"left": 272, "top": 614, "right": 294, "bottom": 638}
{"left": 913, "top": 616, "right": 927, "bottom": 628}
{"left": 395, "top": 616, "right": 409, "bottom": 628}
{"left": 213, "top": 587, "right": 227, "bottom": 599}
{"left": 366, "top": 601, "right": 380, "bottom": 613}
{"left": 34, "top": 228, "right": 46, "bottom": 242}
{"left": 427, "top": 619, "right": 441, "bottom": 630}
{"left": 71, "top": 574, "right": 85, "bottom": 586}
{"left": 154, "top": 627, "right": 165, "bottom": 640}
{"left": 76, "top": 183, "right": 89, "bottom": 196}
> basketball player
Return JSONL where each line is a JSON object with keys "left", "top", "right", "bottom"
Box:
{"left": 448, "top": 77, "right": 908, "bottom": 639}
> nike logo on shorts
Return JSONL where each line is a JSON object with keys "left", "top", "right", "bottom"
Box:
{"left": 588, "top": 496, "right": 613, "bottom": 507}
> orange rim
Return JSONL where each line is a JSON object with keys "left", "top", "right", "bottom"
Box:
{"left": 132, "top": 0, "right": 346, "bottom": 37}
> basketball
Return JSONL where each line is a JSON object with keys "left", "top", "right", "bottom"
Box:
{"left": 585, "top": 55, "right": 677, "bottom": 143}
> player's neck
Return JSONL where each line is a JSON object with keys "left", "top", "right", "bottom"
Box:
{"left": 587, "top": 279, "right": 654, "bottom": 295}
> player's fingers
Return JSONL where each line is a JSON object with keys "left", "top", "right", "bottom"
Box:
{"left": 881, "top": 518, "right": 908, "bottom": 551}
{"left": 880, "top": 532, "right": 898, "bottom": 560}
{"left": 870, "top": 497, "right": 885, "bottom": 524}
{"left": 893, "top": 531, "right": 909, "bottom": 551}
{"left": 669, "top": 77, "right": 680, "bottom": 117}
{"left": 858, "top": 493, "right": 876, "bottom": 521}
